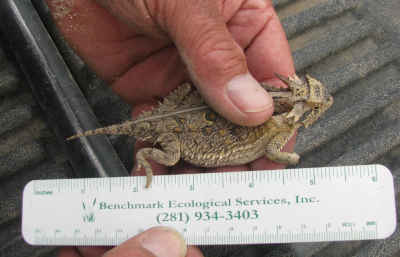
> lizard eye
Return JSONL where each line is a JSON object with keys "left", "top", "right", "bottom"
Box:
{"left": 204, "top": 111, "right": 217, "bottom": 122}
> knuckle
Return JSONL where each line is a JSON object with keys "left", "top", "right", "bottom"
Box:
{"left": 134, "top": 0, "right": 175, "bottom": 32}
{"left": 194, "top": 27, "right": 247, "bottom": 76}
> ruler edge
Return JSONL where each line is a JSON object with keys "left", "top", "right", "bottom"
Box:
{"left": 375, "top": 164, "right": 398, "bottom": 239}
{"left": 22, "top": 181, "right": 36, "bottom": 246}
{"left": 21, "top": 164, "right": 393, "bottom": 186}
{"left": 21, "top": 164, "right": 397, "bottom": 245}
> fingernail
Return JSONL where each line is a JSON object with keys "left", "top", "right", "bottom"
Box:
{"left": 140, "top": 227, "right": 187, "bottom": 257}
{"left": 227, "top": 73, "right": 273, "bottom": 113}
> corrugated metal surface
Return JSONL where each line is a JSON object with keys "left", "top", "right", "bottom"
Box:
{"left": 0, "top": 0, "right": 398, "bottom": 256}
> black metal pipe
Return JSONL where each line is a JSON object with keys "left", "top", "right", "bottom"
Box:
{"left": 0, "top": 0, "right": 129, "bottom": 177}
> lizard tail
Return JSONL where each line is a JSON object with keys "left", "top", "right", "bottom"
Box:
{"left": 66, "top": 122, "right": 134, "bottom": 141}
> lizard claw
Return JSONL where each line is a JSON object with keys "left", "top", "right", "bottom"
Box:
{"left": 286, "top": 109, "right": 303, "bottom": 123}
{"left": 135, "top": 162, "right": 152, "bottom": 188}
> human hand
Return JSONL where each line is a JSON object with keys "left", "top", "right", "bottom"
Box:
{"left": 46, "top": 0, "right": 296, "bottom": 175}
{"left": 47, "top": 1, "right": 295, "bottom": 255}
{"left": 58, "top": 227, "right": 203, "bottom": 257}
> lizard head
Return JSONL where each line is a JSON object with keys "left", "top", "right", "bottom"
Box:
{"left": 274, "top": 73, "right": 333, "bottom": 105}
{"left": 304, "top": 74, "right": 334, "bottom": 108}
{"left": 274, "top": 73, "right": 334, "bottom": 127}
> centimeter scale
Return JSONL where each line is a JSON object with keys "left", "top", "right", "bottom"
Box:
{"left": 22, "top": 164, "right": 397, "bottom": 245}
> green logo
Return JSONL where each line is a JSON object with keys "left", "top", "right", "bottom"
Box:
{"left": 82, "top": 198, "right": 97, "bottom": 223}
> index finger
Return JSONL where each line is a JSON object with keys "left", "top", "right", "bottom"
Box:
{"left": 245, "top": 2, "right": 295, "bottom": 85}
{"left": 244, "top": 2, "right": 297, "bottom": 168}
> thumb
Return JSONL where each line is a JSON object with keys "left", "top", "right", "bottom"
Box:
{"left": 167, "top": 1, "right": 273, "bottom": 126}
{"left": 104, "top": 227, "right": 187, "bottom": 257}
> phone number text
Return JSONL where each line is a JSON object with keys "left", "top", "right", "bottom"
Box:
{"left": 156, "top": 209, "right": 259, "bottom": 224}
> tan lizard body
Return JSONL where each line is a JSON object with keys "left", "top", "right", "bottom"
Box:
{"left": 68, "top": 74, "right": 333, "bottom": 188}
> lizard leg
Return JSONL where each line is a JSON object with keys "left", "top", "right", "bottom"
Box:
{"left": 286, "top": 102, "right": 311, "bottom": 124}
{"left": 265, "top": 129, "right": 300, "bottom": 165}
{"left": 136, "top": 133, "right": 180, "bottom": 188}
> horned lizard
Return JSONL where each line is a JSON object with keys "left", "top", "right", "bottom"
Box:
{"left": 67, "top": 74, "right": 333, "bottom": 188}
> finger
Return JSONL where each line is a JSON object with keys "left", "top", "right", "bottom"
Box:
{"left": 166, "top": 0, "right": 273, "bottom": 126}
{"left": 250, "top": 132, "right": 297, "bottom": 170}
{"left": 112, "top": 46, "right": 187, "bottom": 105}
{"left": 236, "top": 1, "right": 297, "bottom": 168}
{"left": 104, "top": 227, "right": 187, "bottom": 257}
{"left": 227, "top": 0, "right": 273, "bottom": 49}
{"left": 244, "top": 1, "right": 295, "bottom": 86}
{"left": 77, "top": 247, "right": 110, "bottom": 257}
{"left": 210, "top": 165, "right": 250, "bottom": 173}
{"left": 170, "top": 161, "right": 249, "bottom": 174}
{"left": 58, "top": 247, "right": 80, "bottom": 257}
{"left": 169, "top": 162, "right": 205, "bottom": 175}
{"left": 46, "top": 0, "right": 169, "bottom": 82}
{"left": 187, "top": 246, "right": 205, "bottom": 257}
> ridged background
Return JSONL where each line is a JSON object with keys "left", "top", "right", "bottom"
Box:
{"left": 0, "top": 0, "right": 399, "bottom": 256}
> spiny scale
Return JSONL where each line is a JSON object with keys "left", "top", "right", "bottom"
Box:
{"left": 66, "top": 87, "right": 292, "bottom": 141}
{"left": 66, "top": 106, "right": 209, "bottom": 140}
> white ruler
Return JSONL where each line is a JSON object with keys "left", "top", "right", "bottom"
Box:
{"left": 22, "top": 164, "right": 397, "bottom": 246}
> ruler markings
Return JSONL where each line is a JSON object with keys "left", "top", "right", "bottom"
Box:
{"left": 23, "top": 165, "right": 396, "bottom": 246}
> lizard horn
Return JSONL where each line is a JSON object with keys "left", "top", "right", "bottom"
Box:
{"left": 274, "top": 73, "right": 292, "bottom": 85}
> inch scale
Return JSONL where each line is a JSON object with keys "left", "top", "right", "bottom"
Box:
{"left": 22, "top": 164, "right": 397, "bottom": 245}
